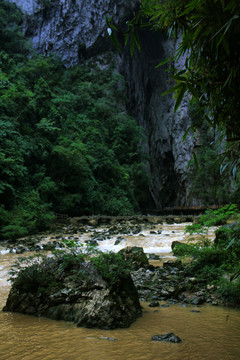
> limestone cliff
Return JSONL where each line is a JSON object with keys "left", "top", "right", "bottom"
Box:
{"left": 9, "top": 0, "right": 195, "bottom": 209}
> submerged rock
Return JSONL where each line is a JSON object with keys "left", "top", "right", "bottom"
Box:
{"left": 2, "top": 259, "right": 142, "bottom": 329}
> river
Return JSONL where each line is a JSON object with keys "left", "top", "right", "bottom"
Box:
{"left": 0, "top": 221, "right": 240, "bottom": 360}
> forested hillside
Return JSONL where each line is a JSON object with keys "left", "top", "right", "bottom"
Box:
{"left": 0, "top": 1, "right": 150, "bottom": 240}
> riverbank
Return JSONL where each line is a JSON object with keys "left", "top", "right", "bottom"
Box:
{"left": 1, "top": 218, "right": 240, "bottom": 359}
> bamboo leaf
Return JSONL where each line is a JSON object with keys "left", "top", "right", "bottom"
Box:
{"left": 220, "top": 163, "right": 228, "bottom": 175}
{"left": 124, "top": 31, "right": 130, "bottom": 47}
{"left": 182, "top": 126, "right": 191, "bottom": 142}
{"left": 232, "top": 164, "right": 237, "bottom": 179}
{"left": 174, "top": 85, "right": 186, "bottom": 111}
{"left": 111, "top": 32, "right": 120, "bottom": 52}
{"left": 161, "top": 83, "right": 182, "bottom": 96}
{"left": 193, "top": 151, "right": 200, "bottom": 172}
{"left": 155, "top": 57, "right": 170, "bottom": 68}
{"left": 187, "top": 83, "right": 199, "bottom": 98}
{"left": 130, "top": 32, "right": 135, "bottom": 56}
{"left": 135, "top": 31, "right": 141, "bottom": 51}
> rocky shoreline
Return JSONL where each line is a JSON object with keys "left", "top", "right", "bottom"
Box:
{"left": 132, "top": 258, "right": 220, "bottom": 307}
{"left": 1, "top": 216, "right": 227, "bottom": 329}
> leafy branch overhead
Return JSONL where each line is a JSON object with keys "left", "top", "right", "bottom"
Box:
{"left": 107, "top": 1, "right": 240, "bottom": 141}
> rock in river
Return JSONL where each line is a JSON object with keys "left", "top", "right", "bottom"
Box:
{"left": 2, "top": 256, "right": 142, "bottom": 329}
{"left": 152, "top": 333, "right": 182, "bottom": 343}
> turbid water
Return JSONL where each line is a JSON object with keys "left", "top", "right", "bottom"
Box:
{"left": 0, "top": 221, "right": 240, "bottom": 360}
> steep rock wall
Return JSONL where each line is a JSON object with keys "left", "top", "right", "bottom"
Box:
{"left": 120, "top": 31, "right": 194, "bottom": 208}
{"left": 9, "top": 0, "right": 194, "bottom": 209}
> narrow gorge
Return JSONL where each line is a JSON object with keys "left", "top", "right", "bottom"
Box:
{"left": 9, "top": 0, "right": 194, "bottom": 209}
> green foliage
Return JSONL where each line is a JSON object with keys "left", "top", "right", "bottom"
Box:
{"left": 185, "top": 204, "right": 240, "bottom": 235}
{"left": 8, "top": 254, "right": 54, "bottom": 294}
{"left": 174, "top": 218, "right": 240, "bottom": 302}
{"left": 9, "top": 247, "right": 132, "bottom": 295}
{"left": 0, "top": 1, "right": 29, "bottom": 61}
{"left": 1, "top": 191, "right": 55, "bottom": 241}
{"left": 216, "top": 277, "right": 240, "bottom": 305}
{"left": 187, "top": 247, "right": 226, "bottom": 273}
{"left": 186, "top": 103, "right": 236, "bottom": 205}
{"left": 172, "top": 242, "right": 201, "bottom": 257}
{"left": 0, "top": 1, "right": 150, "bottom": 240}
{"left": 90, "top": 251, "right": 132, "bottom": 285}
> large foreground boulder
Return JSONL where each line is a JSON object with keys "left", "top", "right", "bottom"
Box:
{"left": 2, "top": 255, "right": 142, "bottom": 329}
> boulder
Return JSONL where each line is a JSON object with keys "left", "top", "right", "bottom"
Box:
{"left": 152, "top": 333, "right": 182, "bottom": 343}
{"left": 2, "top": 259, "right": 142, "bottom": 329}
{"left": 119, "top": 246, "right": 149, "bottom": 270}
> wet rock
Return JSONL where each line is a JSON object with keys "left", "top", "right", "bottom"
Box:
{"left": 148, "top": 254, "right": 160, "bottom": 260}
{"left": 43, "top": 242, "right": 57, "bottom": 251}
{"left": 114, "top": 237, "right": 124, "bottom": 245}
{"left": 15, "top": 246, "right": 27, "bottom": 254}
{"left": 174, "top": 217, "right": 183, "bottom": 224}
{"left": 84, "top": 240, "right": 98, "bottom": 246}
{"left": 3, "top": 261, "right": 142, "bottom": 330}
{"left": 191, "top": 296, "right": 205, "bottom": 305}
{"left": 152, "top": 333, "right": 182, "bottom": 343}
{"left": 188, "top": 277, "right": 198, "bottom": 284}
{"left": 119, "top": 246, "right": 149, "bottom": 270}
{"left": 88, "top": 218, "right": 99, "bottom": 226}
{"left": 147, "top": 217, "right": 162, "bottom": 224}
{"left": 132, "top": 226, "right": 142, "bottom": 234}
{"left": 167, "top": 298, "right": 179, "bottom": 304}
{"left": 148, "top": 301, "right": 159, "bottom": 307}
{"left": 160, "top": 289, "right": 171, "bottom": 298}
{"left": 160, "top": 303, "right": 169, "bottom": 308}
{"left": 166, "top": 217, "right": 175, "bottom": 225}
{"left": 163, "top": 260, "right": 182, "bottom": 269}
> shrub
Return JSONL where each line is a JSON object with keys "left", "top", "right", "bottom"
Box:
{"left": 172, "top": 243, "right": 201, "bottom": 257}
{"left": 90, "top": 252, "right": 132, "bottom": 285}
{"left": 185, "top": 204, "right": 240, "bottom": 235}
{"left": 9, "top": 247, "right": 133, "bottom": 295}
{"left": 216, "top": 277, "right": 240, "bottom": 305}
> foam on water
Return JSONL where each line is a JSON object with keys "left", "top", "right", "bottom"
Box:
{"left": 0, "top": 249, "right": 11, "bottom": 255}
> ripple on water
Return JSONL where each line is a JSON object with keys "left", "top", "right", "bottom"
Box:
{"left": 0, "top": 302, "right": 240, "bottom": 360}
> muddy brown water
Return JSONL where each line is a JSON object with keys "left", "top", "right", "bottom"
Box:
{"left": 0, "top": 222, "right": 240, "bottom": 360}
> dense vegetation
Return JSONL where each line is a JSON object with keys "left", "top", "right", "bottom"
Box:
{"left": 186, "top": 101, "right": 240, "bottom": 205}
{"left": 173, "top": 205, "right": 240, "bottom": 305}
{"left": 0, "top": 1, "right": 150, "bottom": 240}
{"left": 8, "top": 243, "right": 133, "bottom": 294}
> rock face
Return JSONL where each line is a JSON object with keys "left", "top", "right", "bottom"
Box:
{"left": 3, "top": 260, "right": 142, "bottom": 329}
{"left": 9, "top": 0, "right": 195, "bottom": 208}
{"left": 120, "top": 33, "right": 194, "bottom": 208}
{"left": 9, "top": 0, "right": 138, "bottom": 65}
